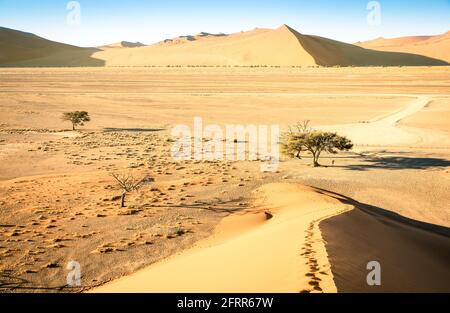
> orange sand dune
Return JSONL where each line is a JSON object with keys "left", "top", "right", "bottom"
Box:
{"left": 93, "top": 183, "right": 353, "bottom": 293}
{"left": 94, "top": 25, "right": 317, "bottom": 67}
{"left": 357, "top": 31, "right": 450, "bottom": 63}
{"left": 1, "top": 25, "right": 447, "bottom": 67}
{"left": 93, "top": 25, "right": 447, "bottom": 67}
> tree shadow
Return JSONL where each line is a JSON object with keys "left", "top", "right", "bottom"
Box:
{"left": 339, "top": 156, "right": 450, "bottom": 171}
{"left": 140, "top": 199, "right": 245, "bottom": 215}
{"left": 0, "top": 270, "right": 67, "bottom": 292}
{"left": 0, "top": 270, "right": 28, "bottom": 290}
{"left": 103, "top": 128, "right": 165, "bottom": 133}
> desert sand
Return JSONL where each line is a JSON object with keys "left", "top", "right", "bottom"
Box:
{"left": 321, "top": 95, "right": 450, "bottom": 146}
{"left": 94, "top": 183, "right": 352, "bottom": 293}
{"left": 0, "top": 66, "right": 449, "bottom": 292}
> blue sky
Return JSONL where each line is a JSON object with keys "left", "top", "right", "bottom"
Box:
{"left": 0, "top": 0, "right": 449, "bottom": 47}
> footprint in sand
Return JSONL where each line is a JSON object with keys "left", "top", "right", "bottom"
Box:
{"left": 300, "top": 219, "right": 328, "bottom": 293}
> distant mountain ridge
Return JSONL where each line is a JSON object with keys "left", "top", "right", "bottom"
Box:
{"left": 100, "top": 41, "right": 146, "bottom": 49}
{"left": 156, "top": 32, "right": 228, "bottom": 46}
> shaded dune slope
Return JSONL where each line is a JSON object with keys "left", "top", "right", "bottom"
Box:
{"left": 286, "top": 25, "right": 448, "bottom": 66}
{"left": 0, "top": 27, "right": 104, "bottom": 67}
{"left": 320, "top": 190, "right": 450, "bottom": 293}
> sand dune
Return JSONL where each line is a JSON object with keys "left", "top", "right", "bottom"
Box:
{"left": 94, "top": 182, "right": 450, "bottom": 293}
{"left": 321, "top": 202, "right": 450, "bottom": 292}
{"left": 93, "top": 25, "right": 318, "bottom": 67}
{"left": 1, "top": 25, "right": 447, "bottom": 67}
{"left": 94, "top": 183, "right": 353, "bottom": 293}
{"left": 93, "top": 25, "right": 447, "bottom": 67}
{"left": 357, "top": 31, "right": 450, "bottom": 63}
{"left": 0, "top": 27, "right": 104, "bottom": 67}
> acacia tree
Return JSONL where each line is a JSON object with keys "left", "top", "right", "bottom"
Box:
{"left": 283, "top": 120, "right": 313, "bottom": 159}
{"left": 282, "top": 122, "right": 353, "bottom": 167}
{"left": 111, "top": 172, "right": 154, "bottom": 208}
{"left": 61, "top": 111, "right": 90, "bottom": 130}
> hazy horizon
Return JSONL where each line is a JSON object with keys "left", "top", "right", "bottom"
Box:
{"left": 1, "top": 0, "right": 449, "bottom": 47}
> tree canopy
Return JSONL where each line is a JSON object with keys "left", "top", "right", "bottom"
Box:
{"left": 61, "top": 111, "right": 90, "bottom": 130}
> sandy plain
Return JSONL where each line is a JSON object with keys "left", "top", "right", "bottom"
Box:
{"left": 0, "top": 66, "right": 449, "bottom": 292}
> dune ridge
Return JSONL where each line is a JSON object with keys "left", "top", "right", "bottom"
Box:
{"left": 93, "top": 24, "right": 448, "bottom": 67}
{"left": 93, "top": 183, "right": 353, "bottom": 293}
{"left": 1, "top": 25, "right": 447, "bottom": 67}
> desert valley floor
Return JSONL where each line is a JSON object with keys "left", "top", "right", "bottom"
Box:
{"left": 0, "top": 66, "right": 449, "bottom": 292}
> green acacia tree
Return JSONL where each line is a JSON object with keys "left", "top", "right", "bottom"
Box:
{"left": 61, "top": 111, "right": 90, "bottom": 130}
{"left": 282, "top": 121, "right": 353, "bottom": 167}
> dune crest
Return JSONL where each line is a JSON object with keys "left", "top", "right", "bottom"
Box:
{"left": 1, "top": 25, "right": 447, "bottom": 67}
{"left": 94, "top": 183, "right": 353, "bottom": 293}
{"left": 93, "top": 24, "right": 447, "bottom": 67}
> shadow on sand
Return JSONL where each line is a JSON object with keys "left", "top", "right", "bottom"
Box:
{"left": 0, "top": 48, "right": 106, "bottom": 68}
{"left": 138, "top": 197, "right": 246, "bottom": 215}
{"left": 317, "top": 188, "right": 450, "bottom": 292}
{"left": 103, "top": 128, "right": 165, "bottom": 133}
{"left": 334, "top": 156, "right": 450, "bottom": 171}
{"left": 0, "top": 270, "right": 67, "bottom": 292}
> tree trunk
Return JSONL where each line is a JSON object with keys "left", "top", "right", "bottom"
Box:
{"left": 312, "top": 152, "right": 320, "bottom": 167}
{"left": 121, "top": 193, "right": 126, "bottom": 208}
{"left": 296, "top": 150, "right": 302, "bottom": 159}
{"left": 72, "top": 123, "right": 75, "bottom": 131}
